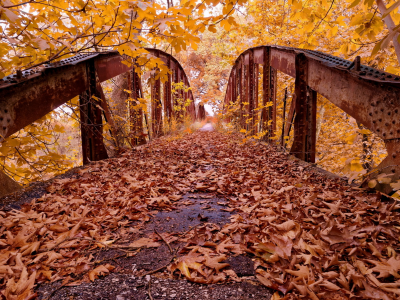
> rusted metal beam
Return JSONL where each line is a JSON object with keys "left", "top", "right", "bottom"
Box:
{"left": 270, "top": 48, "right": 296, "bottom": 77}
{"left": 280, "top": 88, "right": 288, "bottom": 147}
{"left": 290, "top": 53, "right": 308, "bottom": 161}
{"left": 261, "top": 47, "right": 270, "bottom": 140}
{"left": 164, "top": 57, "right": 172, "bottom": 122}
{"left": 79, "top": 60, "right": 109, "bottom": 165}
{"left": 255, "top": 63, "right": 259, "bottom": 134}
{"left": 306, "top": 88, "right": 317, "bottom": 163}
{"left": 238, "top": 63, "right": 244, "bottom": 129}
{"left": 0, "top": 49, "right": 197, "bottom": 142}
{"left": 0, "top": 62, "right": 88, "bottom": 141}
{"left": 222, "top": 45, "right": 400, "bottom": 176}
{"left": 130, "top": 69, "right": 145, "bottom": 145}
{"left": 268, "top": 67, "right": 277, "bottom": 140}
{"left": 152, "top": 73, "right": 162, "bottom": 138}
{"left": 248, "top": 50, "right": 255, "bottom": 135}
{"left": 290, "top": 53, "right": 317, "bottom": 163}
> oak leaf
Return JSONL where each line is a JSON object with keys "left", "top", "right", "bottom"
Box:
{"left": 285, "top": 265, "right": 309, "bottom": 282}
{"left": 367, "top": 257, "right": 400, "bottom": 278}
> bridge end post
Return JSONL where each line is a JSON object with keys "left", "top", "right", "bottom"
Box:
{"left": 151, "top": 74, "right": 162, "bottom": 138}
{"left": 290, "top": 53, "right": 317, "bottom": 163}
{"left": 129, "top": 69, "right": 146, "bottom": 146}
{"left": 79, "top": 61, "right": 109, "bottom": 165}
{"left": 164, "top": 57, "right": 172, "bottom": 123}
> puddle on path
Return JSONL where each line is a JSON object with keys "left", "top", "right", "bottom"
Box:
{"left": 145, "top": 193, "right": 232, "bottom": 234}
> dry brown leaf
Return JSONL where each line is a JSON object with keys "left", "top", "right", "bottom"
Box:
{"left": 88, "top": 264, "right": 114, "bottom": 281}
{"left": 128, "top": 237, "right": 161, "bottom": 248}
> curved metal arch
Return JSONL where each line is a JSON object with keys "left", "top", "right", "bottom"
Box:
{"left": 0, "top": 48, "right": 197, "bottom": 140}
{"left": 223, "top": 45, "right": 400, "bottom": 180}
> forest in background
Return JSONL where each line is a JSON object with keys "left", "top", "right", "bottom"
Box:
{"left": 1, "top": 0, "right": 399, "bottom": 184}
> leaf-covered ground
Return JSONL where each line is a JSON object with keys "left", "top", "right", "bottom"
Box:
{"left": 1, "top": 130, "right": 400, "bottom": 299}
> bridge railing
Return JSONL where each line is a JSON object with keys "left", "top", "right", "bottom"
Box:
{"left": 223, "top": 46, "right": 400, "bottom": 189}
{"left": 0, "top": 49, "right": 201, "bottom": 165}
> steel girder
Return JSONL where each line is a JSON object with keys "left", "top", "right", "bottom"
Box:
{"left": 0, "top": 49, "right": 196, "bottom": 164}
{"left": 0, "top": 49, "right": 196, "bottom": 141}
{"left": 223, "top": 45, "right": 400, "bottom": 177}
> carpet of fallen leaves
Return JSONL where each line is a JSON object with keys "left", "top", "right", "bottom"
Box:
{"left": 1, "top": 130, "right": 400, "bottom": 299}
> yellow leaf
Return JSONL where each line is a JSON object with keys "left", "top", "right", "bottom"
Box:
{"left": 390, "top": 180, "right": 400, "bottom": 191}
{"left": 386, "top": 65, "right": 400, "bottom": 75}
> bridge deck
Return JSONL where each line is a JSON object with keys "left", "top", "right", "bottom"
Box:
{"left": 0, "top": 130, "right": 398, "bottom": 299}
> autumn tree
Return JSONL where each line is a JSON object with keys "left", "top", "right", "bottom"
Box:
{"left": 0, "top": 0, "right": 241, "bottom": 183}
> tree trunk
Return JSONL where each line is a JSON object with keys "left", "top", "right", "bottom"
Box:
{"left": 104, "top": 72, "right": 130, "bottom": 148}
{"left": 376, "top": 0, "right": 400, "bottom": 64}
